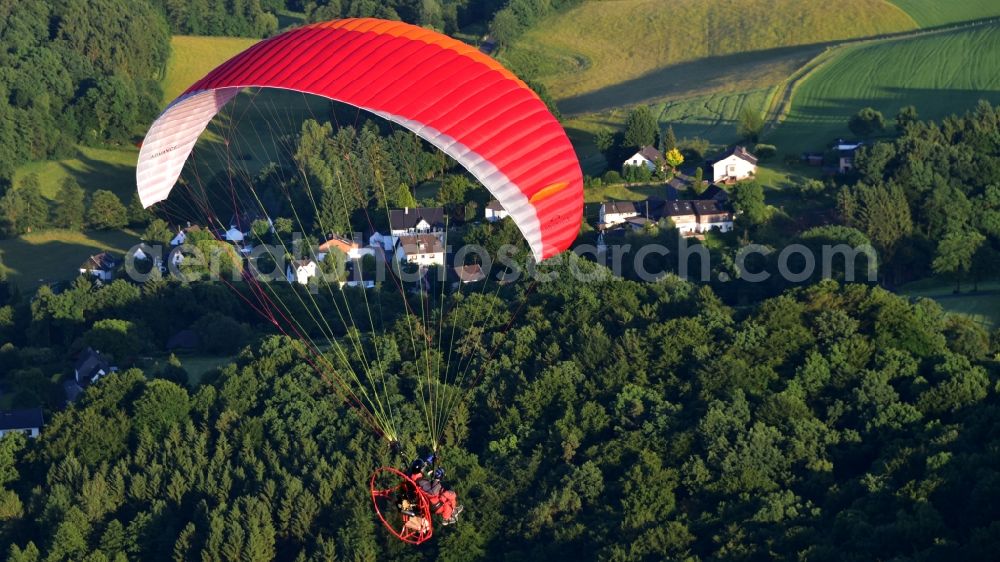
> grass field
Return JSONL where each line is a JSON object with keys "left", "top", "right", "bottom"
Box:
{"left": 143, "top": 354, "right": 234, "bottom": 386}
{"left": 0, "top": 229, "right": 141, "bottom": 290}
{"left": 506, "top": 0, "right": 917, "bottom": 112}
{"left": 13, "top": 145, "right": 138, "bottom": 201}
{"left": 899, "top": 279, "right": 1000, "bottom": 328}
{"left": 163, "top": 36, "right": 258, "bottom": 103}
{"left": 889, "top": 0, "right": 1000, "bottom": 27}
{"left": 767, "top": 24, "right": 1000, "bottom": 152}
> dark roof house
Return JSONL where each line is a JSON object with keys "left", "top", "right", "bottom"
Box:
{"left": 79, "top": 252, "right": 121, "bottom": 274}
{"left": 74, "top": 347, "right": 112, "bottom": 386}
{"left": 167, "top": 329, "right": 200, "bottom": 352}
{"left": 716, "top": 145, "right": 758, "bottom": 165}
{"left": 0, "top": 407, "right": 44, "bottom": 438}
{"left": 636, "top": 146, "right": 663, "bottom": 162}
{"left": 389, "top": 207, "right": 445, "bottom": 232}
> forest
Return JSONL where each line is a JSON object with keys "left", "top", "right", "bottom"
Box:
{"left": 2, "top": 259, "right": 999, "bottom": 560}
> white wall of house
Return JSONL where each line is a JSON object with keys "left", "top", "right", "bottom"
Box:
{"left": 399, "top": 251, "right": 444, "bottom": 267}
{"left": 391, "top": 218, "right": 434, "bottom": 237}
{"left": 80, "top": 268, "right": 114, "bottom": 281}
{"left": 599, "top": 204, "right": 639, "bottom": 228}
{"left": 713, "top": 155, "right": 756, "bottom": 182}
{"left": 671, "top": 217, "right": 699, "bottom": 235}
{"left": 623, "top": 153, "right": 656, "bottom": 172}
{"left": 0, "top": 427, "right": 39, "bottom": 439}
{"left": 485, "top": 207, "right": 509, "bottom": 222}
{"left": 286, "top": 262, "right": 318, "bottom": 285}
{"left": 370, "top": 232, "right": 396, "bottom": 252}
{"left": 697, "top": 218, "right": 733, "bottom": 233}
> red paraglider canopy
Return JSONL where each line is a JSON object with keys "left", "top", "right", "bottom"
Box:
{"left": 370, "top": 467, "right": 434, "bottom": 545}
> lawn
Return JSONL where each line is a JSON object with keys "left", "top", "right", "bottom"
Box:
{"left": 0, "top": 229, "right": 141, "bottom": 290}
{"left": 767, "top": 23, "right": 1000, "bottom": 152}
{"left": 13, "top": 145, "right": 138, "bottom": 201}
{"left": 143, "top": 354, "right": 235, "bottom": 386}
{"left": 163, "top": 35, "right": 258, "bottom": 103}
{"left": 506, "top": 0, "right": 916, "bottom": 111}
{"left": 889, "top": 0, "right": 1000, "bottom": 27}
{"left": 899, "top": 279, "right": 1000, "bottom": 329}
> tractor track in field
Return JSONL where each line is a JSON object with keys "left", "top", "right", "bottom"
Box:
{"left": 761, "top": 16, "right": 1000, "bottom": 136}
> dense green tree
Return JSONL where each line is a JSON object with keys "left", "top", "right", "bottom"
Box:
{"left": 82, "top": 318, "right": 144, "bottom": 362}
{"left": 896, "top": 105, "right": 919, "bottom": 133}
{"left": 623, "top": 106, "right": 657, "bottom": 149}
{"left": 55, "top": 178, "right": 87, "bottom": 231}
{"left": 143, "top": 218, "right": 174, "bottom": 246}
{"left": 87, "top": 190, "right": 128, "bottom": 230}
{"left": 731, "top": 180, "right": 767, "bottom": 224}
{"left": 737, "top": 106, "right": 764, "bottom": 143}
{"left": 848, "top": 107, "right": 886, "bottom": 138}
{"left": 932, "top": 229, "right": 985, "bottom": 292}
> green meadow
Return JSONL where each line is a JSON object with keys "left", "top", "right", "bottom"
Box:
{"left": 768, "top": 24, "right": 1000, "bottom": 152}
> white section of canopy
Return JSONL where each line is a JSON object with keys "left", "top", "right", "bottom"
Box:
{"left": 136, "top": 88, "right": 545, "bottom": 262}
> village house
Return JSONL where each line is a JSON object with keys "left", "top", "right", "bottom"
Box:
{"left": 662, "top": 201, "right": 699, "bottom": 235}
{"left": 623, "top": 145, "right": 663, "bottom": 172}
{"left": 692, "top": 200, "right": 734, "bottom": 232}
{"left": 711, "top": 146, "right": 757, "bottom": 183}
{"left": 598, "top": 201, "right": 641, "bottom": 229}
{"left": 396, "top": 234, "right": 445, "bottom": 266}
{"left": 79, "top": 252, "right": 121, "bottom": 281}
{"left": 286, "top": 258, "right": 318, "bottom": 285}
{"left": 317, "top": 234, "right": 375, "bottom": 261}
{"left": 389, "top": 207, "right": 445, "bottom": 236}
{"left": 170, "top": 224, "right": 202, "bottom": 246}
{"left": 0, "top": 408, "right": 44, "bottom": 439}
{"left": 74, "top": 347, "right": 114, "bottom": 386}
{"left": 453, "top": 263, "right": 486, "bottom": 284}
{"left": 835, "top": 140, "right": 864, "bottom": 173}
{"left": 484, "top": 200, "right": 509, "bottom": 222}
{"left": 624, "top": 215, "right": 655, "bottom": 231}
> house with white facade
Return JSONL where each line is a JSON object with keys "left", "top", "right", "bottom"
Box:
{"left": 598, "top": 201, "right": 641, "bottom": 229}
{"left": 692, "top": 200, "right": 734, "bottom": 233}
{"left": 170, "top": 224, "right": 202, "bottom": 247}
{"left": 389, "top": 207, "right": 445, "bottom": 236}
{"left": 286, "top": 259, "right": 318, "bottom": 285}
{"left": 79, "top": 252, "right": 121, "bottom": 281}
{"left": 318, "top": 234, "right": 375, "bottom": 261}
{"left": 622, "top": 146, "right": 663, "bottom": 172}
{"left": 662, "top": 201, "right": 699, "bottom": 235}
{"left": 396, "top": 234, "right": 445, "bottom": 266}
{"left": 485, "top": 200, "right": 509, "bottom": 222}
{"left": 711, "top": 146, "right": 757, "bottom": 183}
{"left": 0, "top": 408, "right": 43, "bottom": 439}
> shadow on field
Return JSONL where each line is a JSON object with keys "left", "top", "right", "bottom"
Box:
{"left": 768, "top": 87, "right": 1000, "bottom": 150}
{"left": 61, "top": 148, "right": 136, "bottom": 199}
{"left": 557, "top": 43, "right": 825, "bottom": 115}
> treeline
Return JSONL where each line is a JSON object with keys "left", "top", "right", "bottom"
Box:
{"left": 300, "top": 0, "right": 490, "bottom": 33}
{"left": 0, "top": 176, "right": 149, "bottom": 238}
{"left": 1, "top": 258, "right": 999, "bottom": 560}
{"left": 488, "top": 0, "right": 582, "bottom": 50}
{"left": 153, "top": 0, "right": 280, "bottom": 37}
{"left": 0, "top": 0, "right": 170, "bottom": 183}
{"left": 837, "top": 101, "right": 1000, "bottom": 287}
